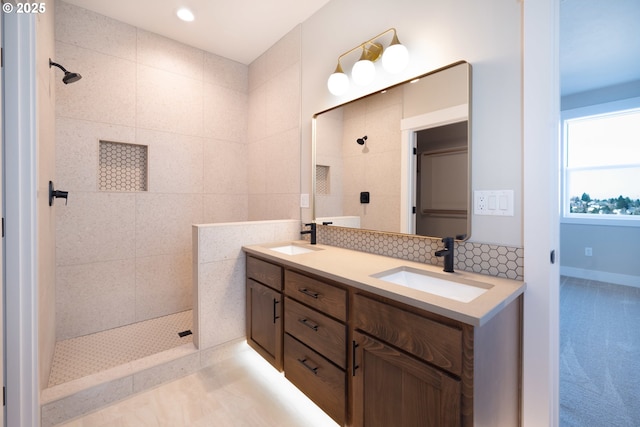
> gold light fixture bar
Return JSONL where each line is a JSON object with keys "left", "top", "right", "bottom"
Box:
{"left": 335, "top": 28, "right": 397, "bottom": 66}
{"left": 327, "top": 28, "right": 409, "bottom": 95}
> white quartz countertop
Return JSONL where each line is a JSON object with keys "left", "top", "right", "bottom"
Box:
{"left": 242, "top": 241, "right": 525, "bottom": 327}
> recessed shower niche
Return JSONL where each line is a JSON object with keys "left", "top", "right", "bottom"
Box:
{"left": 98, "top": 140, "right": 148, "bottom": 192}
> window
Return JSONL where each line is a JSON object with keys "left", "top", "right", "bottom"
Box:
{"left": 562, "top": 100, "right": 640, "bottom": 224}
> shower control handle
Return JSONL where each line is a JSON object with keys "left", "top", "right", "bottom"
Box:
{"left": 49, "top": 181, "right": 69, "bottom": 206}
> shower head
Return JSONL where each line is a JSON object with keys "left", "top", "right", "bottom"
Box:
{"left": 356, "top": 135, "right": 368, "bottom": 145}
{"left": 49, "top": 59, "right": 82, "bottom": 84}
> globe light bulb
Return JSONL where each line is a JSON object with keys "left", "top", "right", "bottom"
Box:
{"left": 351, "top": 59, "right": 376, "bottom": 86}
{"left": 327, "top": 71, "right": 349, "bottom": 96}
{"left": 382, "top": 43, "right": 409, "bottom": 74}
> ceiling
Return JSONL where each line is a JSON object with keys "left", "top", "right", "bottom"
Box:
{"left": 560, "top": 0, "right": 640, "bottom": 96}
{"left": 62, "top": 0, "right": 331, "bottom": 65}
{"left": 63, "top": 0, "right": 640, "bottom": 95}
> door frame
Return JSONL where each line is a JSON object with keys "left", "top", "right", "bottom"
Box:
{"left": 2, "top": 11, "right": 40, "bottom": 427}
{"left": 1, "top": 9, "right": 5, "bottom": 427}
{"left": 522, "top": 0, "right": 561, "bottom": 425}
{"left": 400, "top": 104, "right": 469, "bottom": 234}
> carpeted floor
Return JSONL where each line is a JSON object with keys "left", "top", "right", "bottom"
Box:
{"left": 560, "top": 276, "right": 640, "bottom": 426}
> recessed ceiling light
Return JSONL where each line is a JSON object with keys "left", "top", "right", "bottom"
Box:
{"left": 177, "top": 7, "right": 195, "bottom": 22}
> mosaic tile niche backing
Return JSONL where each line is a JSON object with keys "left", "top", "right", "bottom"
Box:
{"left": 316, "top": 225, "right": 523, "bottom": 280}
{"left": 99, "top": 140, "right": 148, "bottom": 192}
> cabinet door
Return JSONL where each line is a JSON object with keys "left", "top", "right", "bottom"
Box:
{"left": 351, "top": 331, "right": 461, "bottom": 427}
{"left": 246, "top": 278, "right": 282, "bottom": 370}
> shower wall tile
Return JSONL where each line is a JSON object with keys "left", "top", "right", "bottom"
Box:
{"left": 203, "top": 195, "right": 249, "bottom": 224}
{"left": 55, "top": 42, "right": 136, "bottom": 127}
{"left": 247, "top": 83, "right": 267, "bottom": 142}
{"left": 367, "top": 151, "right": 400, "bottom": 195}
{"left": 136, "top": 64, "right": 204, "bottom": 137}
{"left": 135, "top": 252, "right": 193, "bottom": 321}
{"left": 136, "top": 29, "right": 204, "bottom": 81}
{"left": 196, "top": 222, "right": 284, "bottom": 265}
{"left": 55, "top": 1, "right": 136, "bottom": 61}
{"left": 56, "top": 259, "right": 136, "bottom": 340}
{"left": 248, "top": 194, "right": 301, "bottom": 221}
{"left": 196, "top": 258, "right": 246, "bottom": 349}
{"left": 248, "top": 52, "right": 267, "bottom": 92}
{"left": 132, "top": 350, "right": 201, "bottom": 393}
{"left": 56, "top": 117, "right": 136, "bottom": 192}
{"left": 193, "top": 220, "right": 301, "bottom": 349}
{"left": 135, "top": 193, "right": 203, "bottom": 257}
{"left": 41, "top": 375, "right": 134, "bottom": 427}
{"left": 203, "top": 139, "right": 248, "bottom": 194}
{"left": 367, "top": 104, "right": 403, "bottom": 153}
{"left": 247, "top": 140, "right": 268, "bottom": 195}
{"left": 203, "top": 83, "right": 248, "bottom": 143}
{"left": 265, "top": 63, "right": 300, "bottom": 136}
{"left": 56, "top": 192, "right": 136, "bottom": 266}
{"left": 137, "top": 128, "right": 204, "bottom": 194}
{"left": 204, "top": 52, "right": 248, "bottom": 92}
{"left": 264, "top": 26, "right": 301, "bottom": 81}
{"left": 263, "top": 129, "right": 300, "bottom": 195}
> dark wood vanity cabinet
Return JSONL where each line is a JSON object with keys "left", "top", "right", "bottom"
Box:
{"left": 351, "top": 331, "right": 461, "bottom": 427}
{"left": 246, "top": 256, "right": 284, "bottom": 371}
{"left": 351, "top": 294, "right": 466, "bottom": 427}
{"left": 245, "top": 254, "right": 521, "bottom": 427}
{"left": 283, "top": 270, "right": 348, "bottom": 425}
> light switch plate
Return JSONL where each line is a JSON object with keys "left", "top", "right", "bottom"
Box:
{"left": 300, "top": 193, "right": 310, "bottom": 208}
{"left": 474, "top": 190, "right": 514, "bottom": 216}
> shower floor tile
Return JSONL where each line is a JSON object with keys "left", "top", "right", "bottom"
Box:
{"left": 48, "top": 310, "right": 193, "bottom": 387}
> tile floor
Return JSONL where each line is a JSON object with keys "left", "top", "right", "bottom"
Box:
{"left": 58, "top": 341, "right": 340, "bottom": 427}
{"left": 48, "top": 310, "right": 193, "bottom": 387}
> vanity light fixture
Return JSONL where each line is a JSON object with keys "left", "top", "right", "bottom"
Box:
{"left": 176, "top": 7, "right": 195, "bottom": 22}
{"left": 327, "top": 28, "right": 409, "bottom": 96}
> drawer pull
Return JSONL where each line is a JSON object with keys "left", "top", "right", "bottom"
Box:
{"left": 273, "top": 298, "right": 280, "bottom": 324}
{"left": 298, "top": 288, "right": 320, "bottom": 299}
{"left": 298, "top": 318, "right": 319, "bottom": 332}
{"left": 352, "top": 341, "right": 360, "bottom": 376}
{"left": 297, "top": 358, "right": 319, "bottom": 375}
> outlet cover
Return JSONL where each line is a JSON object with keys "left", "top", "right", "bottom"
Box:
{"left": 474, "top": 190, "right": 514, "bottom": 216}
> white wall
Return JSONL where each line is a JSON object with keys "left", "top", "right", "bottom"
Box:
{"left": 300, "top": 0, "right": 522, "bottom": 247}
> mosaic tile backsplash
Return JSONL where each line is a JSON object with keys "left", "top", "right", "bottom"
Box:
{"left": 316, "top": 225, "right": 524, "bottom": 281}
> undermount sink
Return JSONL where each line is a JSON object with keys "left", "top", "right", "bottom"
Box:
{"left": 372, "top": 266, "right": 491, "bottom": 303}
{"left": 268, "top": 244, "right": 320, "bottom": 255}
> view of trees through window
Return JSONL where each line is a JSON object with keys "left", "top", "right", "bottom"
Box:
{"left": 564, "top": 106, "right": 640, "bottom": 217}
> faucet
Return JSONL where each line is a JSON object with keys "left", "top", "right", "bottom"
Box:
{"left": 434, "top": 237, "right": 455, "bottom": 273}
{"left": 300, "top": 223, "right": 316, "bottom": 245}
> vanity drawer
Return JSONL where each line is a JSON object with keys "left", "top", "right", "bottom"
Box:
{"left": 284, "top": 270, "right": 347, "bottom": 321}
{"left": 353, "top": 294, "right": 463, "bottom": 376}
{"left": 284, "top": 297, "right": 346, "bottom": 369}
{"left": 247, "top": 256, "right": 282, "bottom": 291}
{"left": 284, "top": 334, "right": 345, "bottom": 425}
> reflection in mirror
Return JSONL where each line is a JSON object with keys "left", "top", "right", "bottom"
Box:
{"left": 313, "top": 61, "right": 471, "bottom": 240}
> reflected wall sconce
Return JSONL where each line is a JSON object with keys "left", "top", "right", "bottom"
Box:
{"left": 327, "top": 28, "right": 409, "bottom": 96}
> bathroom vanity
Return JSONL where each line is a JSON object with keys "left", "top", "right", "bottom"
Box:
{"left": 244, "top": 242, "right": 525, "bottom": 427}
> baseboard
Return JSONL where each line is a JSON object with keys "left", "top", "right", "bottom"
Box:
{"left": 560, "top": 266, "right": 640, "bottom": 289}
